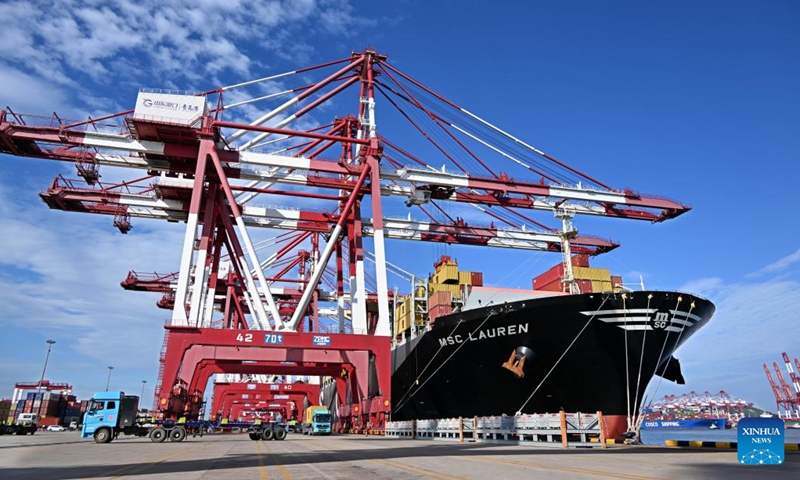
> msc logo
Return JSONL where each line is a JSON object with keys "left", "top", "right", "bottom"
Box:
{"left": 650, "top": 311, "right": 670, "bottom": 330}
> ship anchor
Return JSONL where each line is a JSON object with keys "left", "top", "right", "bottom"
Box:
{"left": 502, "top": 346, "right": 536, "bottom": 378}
{"left": 502, "top": 351, "right": 526, "bottom": 378}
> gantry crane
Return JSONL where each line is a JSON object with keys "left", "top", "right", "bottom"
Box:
{"left": 764, "top": 362, "right": 798, "bottom": 419}
{"left": 0, "top": 49, "right": 693, "bottom": 431}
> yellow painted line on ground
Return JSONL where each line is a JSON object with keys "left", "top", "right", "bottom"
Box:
{"left": 467, "top": 455, "right": 665, "bottom": 480}
{"left": 255, "top": 439, "right": 269, "bottom": 480}
{"left": 372, "top": 458, "right": 469, "bottom": 480}
{"left": 311, "top": 438, "right": 468, "bottom": 480}
{"left": 262, "top": 440, "right": 293, "bottom": 480}
{"left": 103, "top": 443, "right": 206, "bottom": 479}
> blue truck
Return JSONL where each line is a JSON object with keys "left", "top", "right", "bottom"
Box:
{"left": 82, "top": 390, "right": 287, "bottom": 444}
{"left": 81, "top": 391, "right": 190, "bottom": 444}
{"left": 301, "top": 406, "right": 332, "bottom": 435}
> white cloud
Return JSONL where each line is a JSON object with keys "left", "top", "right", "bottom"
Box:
{"left": 657, "top": 269, "right": 800, "bottom": 411}
{"left": 0, "top": 65, "right": 72, "bottom": 114}
{"left": 1, "top": 0, "right": 376, "bottom": 112}
{"left": 678, "top": 276, "right": 723, "bottom": 298}
{"left": 755, "top": 248, "right": 800, "bottom": 275}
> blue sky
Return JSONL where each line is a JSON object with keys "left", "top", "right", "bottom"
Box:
{"left": 0, "top": 1, "right": 798, "bottom": 413}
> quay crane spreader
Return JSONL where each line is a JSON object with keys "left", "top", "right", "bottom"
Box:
{"left": 0, "top": 49, "right": 691, "bottom": 434}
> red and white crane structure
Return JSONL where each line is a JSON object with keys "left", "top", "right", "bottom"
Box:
{"left": 0, "top": 49, "right": 692, "bottom": 430}
{"left": 764, "top": 352, "right": 800, "bottom": 419}
{"left": 11, "top": 381, "right": 73, "bottom": 405}
{"left": 784, "top": 352, "right": 800, "bottom": 402}
{"left": 646, "top": 390, "right": 752, "bottom": 421}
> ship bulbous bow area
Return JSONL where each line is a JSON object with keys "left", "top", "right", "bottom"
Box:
{"left": 390, "top": 290, "right": 715, "bottom": 440}
{"left": 657, "top": 355, "right": 685, "bottom": 384}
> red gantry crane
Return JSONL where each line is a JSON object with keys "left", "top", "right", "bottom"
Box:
{"left": 0, "top": 49, "right": 693, "bottom": 432}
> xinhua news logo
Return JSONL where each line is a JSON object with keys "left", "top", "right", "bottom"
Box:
{"left": 737, "top": 417, "right": 784, "bottom": 465}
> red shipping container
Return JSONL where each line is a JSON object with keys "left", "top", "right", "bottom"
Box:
{"left": 533, "top": 275, "right": 564, "bottom": 292}
{"left": 428, "top": 304, "right": 453, "bottom": 322}
{"left": 571, "top": 255, "right": 590, "bottom": 267}
{"left": 429, "top": 291, "right": 452, "bottom": 308}
{"left": 611, "top": 276, "right": 622, "bottom": 289}
{"left": 532, "top": 264, "right": 564, "bottom": 288}
{"left": 471, "top": 272, "right": 483, "bottom": 286}
{"left": 38, "top": 417, "right": 60, "bottom": 427}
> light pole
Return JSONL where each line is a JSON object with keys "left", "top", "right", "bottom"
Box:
{"left": 105, "top": 366, "right": 114, "bottom": 391}
{"left": 141, "top": 380, "right": 147, "bottom": 405}
{"left": 36, "top": 340, "right": 56, "bottom": 416}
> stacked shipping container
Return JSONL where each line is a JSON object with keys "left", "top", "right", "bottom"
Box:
{"left": 0, "top": 399, "right": 11, "bottom": 425}
{"left": 393, "top": 256, "right": 487, "bottom": 335}
{"left": 8, "top": 391, "right": 84, "bottom": 427}
{"left": 532, "top": 255, "right": 622, "bottom": 293}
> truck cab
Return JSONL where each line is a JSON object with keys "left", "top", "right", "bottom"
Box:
{"left": 303, "top": 406, "right": 332, "bottom": 435}
{"left": 16, "top": 413, "right": 39, "bottom": 434}
{"left": 81, "top": 391, "right": 139, "bottom": 443}
{"left": 0, "top": 413, "right": 38, "bottom": 435}
{"left": 81, "top": 390, "right": 189, "bottom": 444}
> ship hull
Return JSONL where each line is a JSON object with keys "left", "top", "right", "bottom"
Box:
{"left": 641, "top": 419, "right": 727, "bottom": 429}
{"left": 391, "top": 291, "right": 715, "bottom": 439}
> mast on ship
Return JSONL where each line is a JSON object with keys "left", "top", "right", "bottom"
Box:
{"left": 555, "top": 208, "right": 580, "bottom": 294}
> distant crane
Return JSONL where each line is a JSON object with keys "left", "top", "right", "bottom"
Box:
{"left": 764, "top": 353, "right": 800, "bottom": 419}
{"left": 11, "top": 381, "right": 73, "bottom": 405}
{"left": 783, "top": 352, "right": 800, "bottom": 400}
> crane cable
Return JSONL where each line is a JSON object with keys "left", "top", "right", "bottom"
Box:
{"left": 635, "top": 298, "right": 696, "bottom": 435}
{"left": 395, "top": 312, "right": 496, "bottom": 413}
{"left": 391, "top": 318, "right": 466, "bottom": 410}
{"left": 622, "top": 294, "right": 631, "bottom": 431}
{"left": 516, "top": 295, "right": 610, "bottom": 415}
{"left": 393, "top": 254, "right": 541, "bottom": 412}
{"left": 630, "top": 294, "right": 655, "bottom": 432}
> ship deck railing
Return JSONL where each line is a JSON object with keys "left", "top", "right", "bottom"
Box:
{"left": 386, "top": 412, "right": 605, "bottom": 448}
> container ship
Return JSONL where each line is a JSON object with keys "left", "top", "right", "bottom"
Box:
{"left": 388, "top": 254, "right": 715, "bottom": 441}
{"left": 640, "top": 418, "right": 727, "bottom": 429}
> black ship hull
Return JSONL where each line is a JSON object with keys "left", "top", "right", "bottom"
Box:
{"left": 390, "top": 290, "right": 714, "bottom": 438}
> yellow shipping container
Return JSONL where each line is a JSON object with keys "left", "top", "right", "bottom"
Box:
{"left": 573, "top": 266, "right": 611, "bottom": 282}
{"left": 428, "top": 282, "right": 462, "bottom": 299}
{"left": 434, "top": 263, "right": 459, "bottom": 284}
{"left": 394, "top": 311, "right": 409, "bottom": 334}
{"left": 394, "top": 296, "right": 413, "bottom": 334}
{"left": 458, "top": 271, "right": 472, "bottom": 286}
{"left": 591, "top": 280, "right": 613, "bottom": 293}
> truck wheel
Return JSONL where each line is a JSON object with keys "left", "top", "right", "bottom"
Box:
{"left": 169, "top": 426, "right": 187, "bottom": 442}
{"left": 274, "top": 428, "right": 287, "bottom": 441}
{"left": 150, "top": 427, "right": 167, "bottom": 443}
{"left": 248, "top": 432, "right": 260, "bottom": 441}
{"left": 261, "top": 429, "right": 275, "bottom": 441}
{"left": 94, "top": 428, "right": 113, "bottom": 444}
